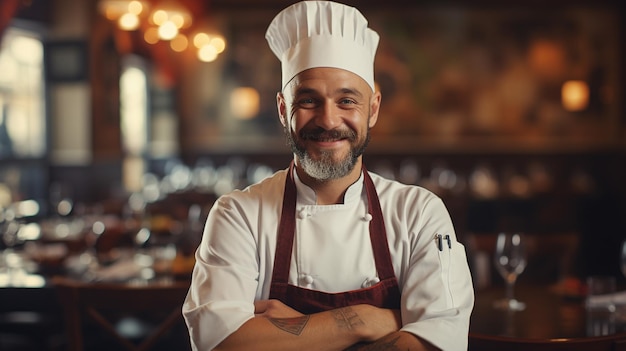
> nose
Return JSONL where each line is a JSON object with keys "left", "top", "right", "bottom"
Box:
{"left": 313, "top": 101, "right": 342, "bottom": 130}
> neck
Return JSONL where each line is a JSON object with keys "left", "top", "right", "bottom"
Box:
{"left": 294, "top": 158, "right": 363, "bottom": 205}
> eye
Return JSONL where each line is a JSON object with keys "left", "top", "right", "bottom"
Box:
{"left": 296, "top": 97, "right": 317, "bottom": 108}
{"left": 337, "top": 98, "right": 359, "bottom": 108}
{"left": 339, "top": 98, "right": 356, "bottom": 105}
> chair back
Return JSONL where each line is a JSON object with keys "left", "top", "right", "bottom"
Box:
{"left": 52, "top": 277, "right": 191, "bottom": 351}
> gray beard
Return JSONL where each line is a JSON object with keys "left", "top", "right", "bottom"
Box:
{"left": 284, "top": 126, "right": 370, "bottom": 182}
{"left": 299, "top": 147, "right": 356, "bottom": 181}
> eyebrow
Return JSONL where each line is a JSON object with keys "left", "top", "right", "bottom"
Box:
{"left": 336, "top": 87, "right": 364, "bottom": 99}
{"left": 293, "top": 87, "right": 317, "bottom": 96}
{"left": 293, "top": 86, "right": 364, "bottom": 99}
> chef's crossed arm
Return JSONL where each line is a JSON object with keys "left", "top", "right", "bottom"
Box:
{"left": 213, "top": 299, "right": 438, "bottom": 351}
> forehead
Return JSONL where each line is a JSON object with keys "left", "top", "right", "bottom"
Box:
{"left": 286, "top": 67, "right": 371, "bottom": 96}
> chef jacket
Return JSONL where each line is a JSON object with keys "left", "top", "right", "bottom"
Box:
{"left": 183, "top": 167, "right": 475, "bottom": 351}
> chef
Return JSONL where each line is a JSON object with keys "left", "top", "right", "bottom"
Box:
{"left": 182, "top": 1, "right": 474, "bottom": 350}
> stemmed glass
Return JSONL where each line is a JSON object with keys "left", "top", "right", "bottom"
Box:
{"left": 493, "top": 232, "right": 527, "bottom": 311}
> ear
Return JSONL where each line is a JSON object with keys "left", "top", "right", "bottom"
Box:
{"left": 368, "top": 90, "right": 382, "bottom": 128}
{"left": 276, "top": 92, "right": 288, "bottom": 127}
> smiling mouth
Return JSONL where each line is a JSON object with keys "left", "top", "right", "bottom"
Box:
{"left": 301, "top": 128, "right": 356, "bottom": 143}
{"left": 312, "top": 136, "right": 347, "bottom": 143}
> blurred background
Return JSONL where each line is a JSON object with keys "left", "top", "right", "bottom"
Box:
{"left": 0, "top": 0, "right": 625, "bottom": 282}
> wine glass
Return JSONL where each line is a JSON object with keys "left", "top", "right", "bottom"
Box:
{"left": 493, "top": 232, "right": 527, "bottom": 311}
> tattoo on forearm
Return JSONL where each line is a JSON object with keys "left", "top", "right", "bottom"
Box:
{"left": 268, "top": 316, "right": 310, "bottom": 335}
{"left": 332, "top": 307, "right": 365, "bottom": 330}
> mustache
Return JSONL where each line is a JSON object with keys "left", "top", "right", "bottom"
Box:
{"left": 299, "top": 128, "right": 357, "bottom": 142}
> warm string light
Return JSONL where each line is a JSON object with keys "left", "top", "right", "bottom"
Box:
{"left": 98, "top": 0, "right": 226, "bottom": 61}
{"left": 98, "top": 0, "right": 149, "bottom": 30}
{"left": 118, "top": 0, "right": 146, "bottom": 30}
{"left": 150, "top": 2, "right": 191, "bottom": 41}
{"left": 193, "top": 32, "right": 225, "bottom": 62}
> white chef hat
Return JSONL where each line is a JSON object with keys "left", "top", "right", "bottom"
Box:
{"left": 265, "top": 1, "right": 379, "bottom": 92}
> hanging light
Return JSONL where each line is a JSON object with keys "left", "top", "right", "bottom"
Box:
{"left": 118, "top": 12, "right": 140, "bottom": 30}
{"left": 170, "top": 34, "right": 189, "bottom": 52}
{"left": 150, "top": 1, "right": 192, "bottom": 41}
{"left": 98, "top": 0, "right": 149, "bottom": 31}
{"left": 193, "top": 30, "right": 226, "bottom": 62}
{"left": 193, "top": 32, "right": 211, "bottom": 48}
{"left": 157, "top": 21, "right": 179, "bottom": 41}
{"left": 99, "top": 0, "right": 226, "bottom": 62}
{"left": 209, "top": 35, "right": 226, "bottom": 53}
{"left": 143, "top": 27, "right": 160, "bottom": 44}
{"left": 99, "top": 0, "right": 131, "bottom": 20}
{"left": 198, "top": 44, "right": 218, "bottom": 62}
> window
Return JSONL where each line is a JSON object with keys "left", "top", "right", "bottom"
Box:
{"left": 120, "top": 59, "right": 148, "bottom": 156}
{"left": 0, "top": 25, "right": 47, "bottom": 205}
{"left": 120, "top": 56, "right": 149, "bottom": 192}
{"left": 0, "top": 26, "right": 46, "bottom": 159}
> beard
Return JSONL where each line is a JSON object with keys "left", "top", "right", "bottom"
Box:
{"left": 284, "top": 123, "right": 371, "bottom": 181}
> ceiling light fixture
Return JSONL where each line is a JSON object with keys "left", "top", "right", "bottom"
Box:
{"left": 98, "top": 0, "right": 226, "bottom": 62}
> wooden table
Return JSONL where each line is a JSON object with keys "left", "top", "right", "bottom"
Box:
{"left": 0, "top": 247, "right": 192, "bottom": 351}
{"left": 469, "top": 284, "right": 626, "bottom": 350}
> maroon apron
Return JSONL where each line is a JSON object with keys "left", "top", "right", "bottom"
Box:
{"left": 268, "top": 163, "right": 401, "bottom": 314}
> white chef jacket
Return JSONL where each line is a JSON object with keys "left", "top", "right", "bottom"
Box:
{"left": 183, "top": 168, "right": 474, "bottom": 351}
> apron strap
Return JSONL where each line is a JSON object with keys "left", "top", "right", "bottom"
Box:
{"left": 362, "top": 165, "right": 396, "bottom": 281}
{"left": 270, "top": 161, "right": 297, "bottom": 285}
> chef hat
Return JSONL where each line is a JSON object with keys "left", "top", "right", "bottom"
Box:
{"left": 265, "top": 1, "right": 379, "bottom": 92}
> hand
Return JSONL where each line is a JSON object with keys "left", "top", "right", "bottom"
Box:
{"left": 254, "top": 299, "right": 305, "bottom": 319}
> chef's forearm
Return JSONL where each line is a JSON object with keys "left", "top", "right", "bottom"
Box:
{"left": 214, "top": 304, "right": 400, "bottom": 351}
{"left": 345, "top": 331, "right": 440, "bottom": 351}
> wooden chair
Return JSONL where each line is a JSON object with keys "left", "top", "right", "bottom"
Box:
{"left": 0, "top": 285, "right": 65, "bottom": 350}
{"left": 51, "top": 277, "right": 191, "bottom": 351}
{"left": 469, "top": 332, "right": 626, "bottom": 351}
